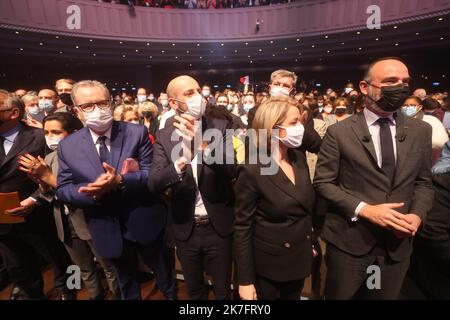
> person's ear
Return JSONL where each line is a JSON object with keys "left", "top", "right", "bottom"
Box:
{"left": 359, "top": 81, "right": 369, "bottom": 95}
{"left": 169, "top": 98, "right": 178, "bottom": 111}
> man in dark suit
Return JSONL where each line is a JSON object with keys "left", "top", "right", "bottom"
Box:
{"left": 56, "top": 80, "right": 174, "bottom": 300}
{"left": 313, "top": 58, "right": 435, "bottom": 299}
{"left": 0, "top": 90, "right": 74, "bottom": 299}
{"left": 148, "top": 75, "right": 237, "bottom": 299}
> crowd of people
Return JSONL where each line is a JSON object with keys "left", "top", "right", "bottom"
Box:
{"left": 1, "top": 58, "right": 450, "bottom": 300}
{"left": 96, "top": 0, "right": 295, "bottom": 9}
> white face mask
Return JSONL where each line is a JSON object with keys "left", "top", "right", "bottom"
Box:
{"left": 84, "top": 107, "right": 114, "bottom": 133}
{"left": 181, "top": 93, "right": 205, "bottom": 119}
{"left": 137, "top": 95, "right": 147, "bottom": 103}
{"left": 275, "top": 123, "right": 305, "bottom": 149}
{"left": 270, "top": 86, "right": 291, "bottom": 97}
{"left": 344, "top": 87, "right": 353, "bottom": 94}
{"left": 202, "top": 90, "right": 210, "bottom": 98}
{"left": 324, "top": 106, "right": 333, "bottom": 114}
{"left": 243, "top": 103, "right": 254, "bottom": 113}
{"left": 45, "top": 136, "right": 64, "bottom": 151}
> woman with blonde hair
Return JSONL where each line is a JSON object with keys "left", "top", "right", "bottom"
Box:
{"left": 234, "top": 96, "right": 315, "bottom": 300}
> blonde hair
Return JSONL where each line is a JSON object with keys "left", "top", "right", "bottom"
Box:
{"left": 252, "top": 96, "right": 302, "bottom": 149}
{"left": 121, "top": 105, "right": 139, "bottom": 121}
{"left": 270, "top": 69, "right": 298, "bottom": 86}
{"left": 138, "top": 101, "right": 158, "bottom": 119}
{"left": 55, "top": 78, "right": 75, "bottom": 91}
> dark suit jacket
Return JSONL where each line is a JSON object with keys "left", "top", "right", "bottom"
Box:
{"left": 313, "top": 111, "right": 435, "bottom": 262}
{"left": 33, "top": 151, "right": 91, "bottom": 243}
{"left": 56, "top": 121, "right": 167, "bottom": 259}
{"left": 0, "top": 124, "right": 52, "bottom": 235}
{"left": 234, "top": 149, "right": 314, "bottom": 284}
{"left": 148, "top": 115, "right": 237, "bottom": 241}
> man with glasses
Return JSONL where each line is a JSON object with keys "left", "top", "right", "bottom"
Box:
{"left": 56, "top": 80, "right": 174, "bottom": 300}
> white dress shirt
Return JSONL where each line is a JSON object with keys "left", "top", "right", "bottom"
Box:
{"left": 0, "top": 124, "right": 21, "bottom": 156}
{"left": 174, "top": 120, "right": 209, "bottom": 217}
{"left": 89, "top": 126, "right": 112, "bottom": 155}
{"left": 353, "top": 108, "right": 398, "bottom": 220}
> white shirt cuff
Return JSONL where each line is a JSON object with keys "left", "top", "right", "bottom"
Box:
{"left": 352, "top": 202, "right": 367, "bottom": 222}
{"left": 174, "top": 157, "right": 187, "bottom": 176}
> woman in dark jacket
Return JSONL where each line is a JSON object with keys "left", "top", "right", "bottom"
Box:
{"left": 234, "top": 97, "right": 314, "bottom": 300}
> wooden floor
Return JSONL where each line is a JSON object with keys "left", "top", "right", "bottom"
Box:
{"left": 0, "top": 267, "right": 199, "bottom": 300}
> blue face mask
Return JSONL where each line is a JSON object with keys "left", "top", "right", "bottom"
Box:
{"left": 39, "top": 99, "right": 54, "bottom": 112}
{"left": 243, "top": 103, "right": 254, "bottom": 113}
{"left": 401, "top": 105, "right": 419, "bottom": 118}
{"left": 28, "top": 106, "right": 41, "bottom": 116}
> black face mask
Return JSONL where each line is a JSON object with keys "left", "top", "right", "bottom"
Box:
{"left": 370, "top": 83, "right": 410, "bottom": 112}
{"left": 142, "top": 111, "right": 152, "bottom": 118}
{"left": 335, "top": 107, "right": 347, "bottom": 116}
{"left": 59, "top": 93, "right": 73, "bottom": 106}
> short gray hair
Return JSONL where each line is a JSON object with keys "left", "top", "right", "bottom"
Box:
{"left": 1, "top": 91, "right": 25, "bottom": 119}
{"left": 21, "top": 93, "right": 38, "bottom": 105}
{"left": 71, "top": 80, "right": 111, "bottom": 105}
{"left": 270, "top": 69, "right": 298, "bottom": 86}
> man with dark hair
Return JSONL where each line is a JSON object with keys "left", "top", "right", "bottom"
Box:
{"left": 314, "top": 58, "right": 434, "bottom": 299}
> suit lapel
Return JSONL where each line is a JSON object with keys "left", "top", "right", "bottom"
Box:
{"left": 350, "top": 112, "right": 379, "bottom": 169}
{"left": 110, "top": 121, "right": 124, "bottom": 170}
{"left": 81, "top": 128, "right": 104, "bottom": 175}
{"left": 393, "top": 112, "right": 409, "bottom": 186}
{"left": 2, "top": 125, "right": 32, "bottom": 168}
{"left": 265, "top": 151, "right": 305, "bottom": 206}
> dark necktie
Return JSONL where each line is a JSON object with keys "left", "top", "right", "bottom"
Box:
{"left": 377, "top": 118, "right": 395, "bottom": 183}
{"left": 97, "top": 136, "right": 110, "bottom": 164}
{"left": 0, "top": 136, "right": 6, "bottom": 165}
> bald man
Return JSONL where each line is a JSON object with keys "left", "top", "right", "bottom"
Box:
{"left": 314, "top": 57, "right": 434, "bottom": 299}
{"left": 149, "top": 75, "right": 237, "bottom": 300}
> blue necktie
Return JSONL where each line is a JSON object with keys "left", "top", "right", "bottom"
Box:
{"left": 97, "top": 136, "right": 110, "bottom": 164}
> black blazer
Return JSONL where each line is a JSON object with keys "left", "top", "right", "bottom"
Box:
{"left": 148, "top": 115, "right": 237, "bottom": 241}
{"left": 234, "top": 149, "right": 314, "bottom": 284}
{"left": 313, "top": 111, "right": 435, "bottom": 262}
{"left": 0, "top": 124, "right": 52, "bottom": 235}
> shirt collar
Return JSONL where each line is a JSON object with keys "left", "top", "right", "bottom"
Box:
{"left": 364, "top": 107, "right": 396, "bottom": 126}
{"left": 89, "top": 126, "right": 112, "bottom": 144}
{"left": 0, "top": 123, "right": 22, "bottom": 143}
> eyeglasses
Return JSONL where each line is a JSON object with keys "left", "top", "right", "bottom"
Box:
{"left": 76, "top": 100, "right": 111, "bottom": 113}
